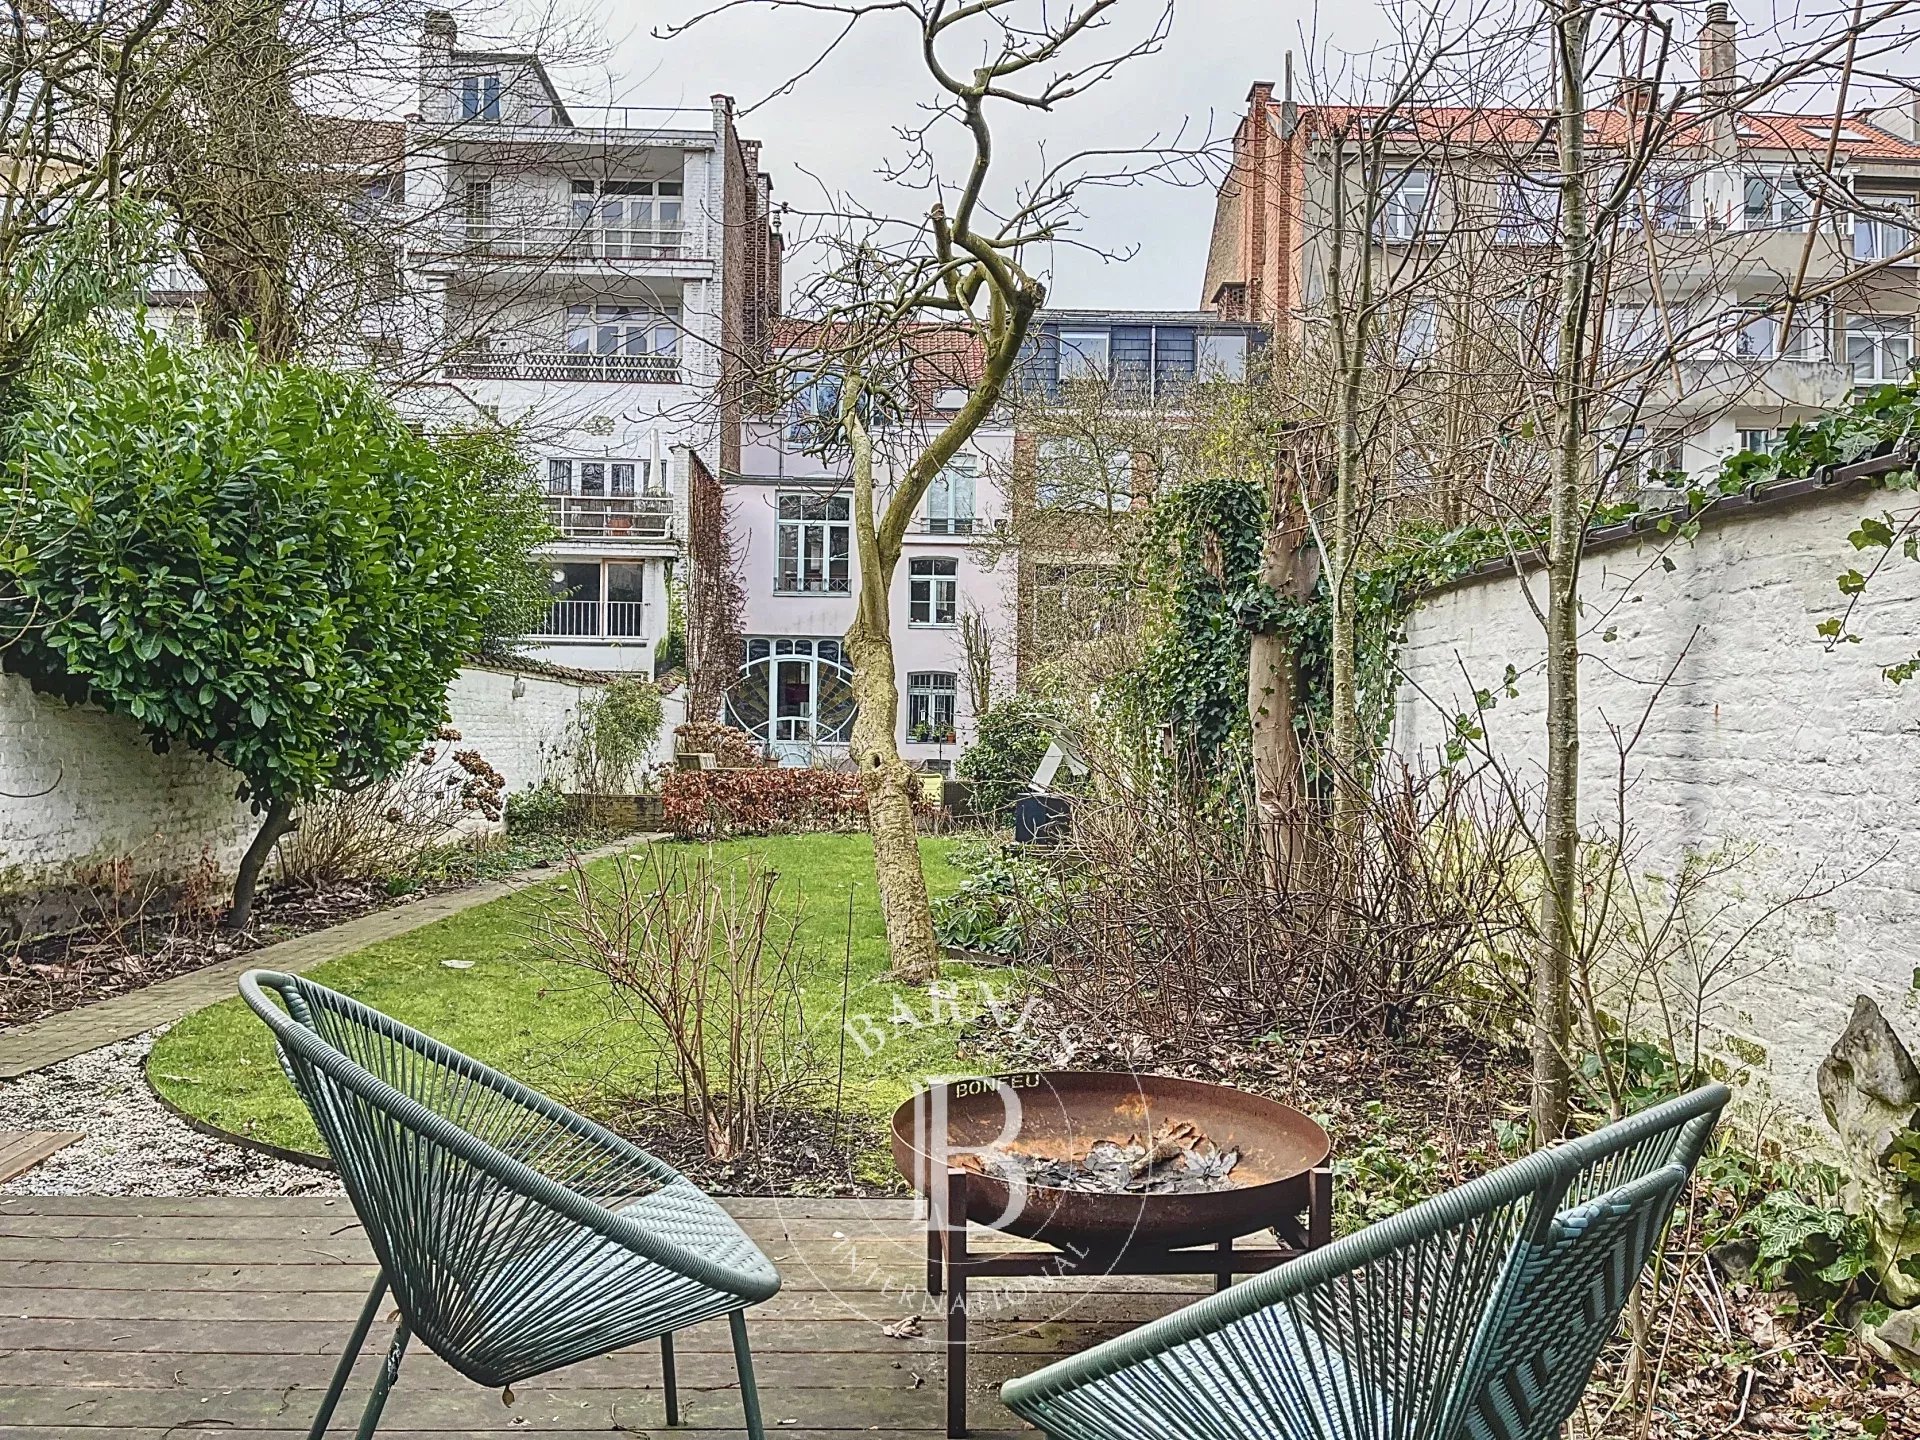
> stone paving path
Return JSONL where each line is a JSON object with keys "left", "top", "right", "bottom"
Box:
{"left": 0, "top": 836, "right": 657, "bottom": 1080}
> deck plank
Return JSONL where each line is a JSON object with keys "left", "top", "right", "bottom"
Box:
{"left": 0, "top": 1195, "right": 1199, "bottom": 1437}
{"left": 0, "top": 1133, "right": 82, "bottom": 1184}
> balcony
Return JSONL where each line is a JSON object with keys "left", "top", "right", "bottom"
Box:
{"left": 454, "top": 221, "right": 693, "bottom": 264}
{"left": 444, "top": 350, "right": 681, "bottom": 384}
{"left": 545, "top": 494, "right": 674, "bottom": 543}
{"left": 534, "top": 598, "right": 648, "bottom": 639}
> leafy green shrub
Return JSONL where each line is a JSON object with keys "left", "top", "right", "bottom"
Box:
{"left": 955, "top": 694, "right": 1061, "bottom": 819}
{"left": 931, "top": 843, "right": 1052, "bottom": 956}
{"left": 0, "top": 329, "right": 544, "bottom": 924}
{"left": 578, "top": 678, "right": 666, "bottom": 798}
{"left": 505, "top": 781, "right": 576, "bottom": 837}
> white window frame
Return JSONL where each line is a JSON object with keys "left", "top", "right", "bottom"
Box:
{"left": 1743, "top": 169, "right": 1812, "bottom": 231}
{"left": 1057, "top": 329, "right": 1111, "bottom": 382}
{"left": 906, "top": 671, "right": 958, "bottom": 743}
{"left": 1848, "top": 315, "right": 1915, "bottom": 385}
{"left": 459, "top": 74, "right": 501, "bottom": 122}
{"left": 1855, "top": 205, "right": 1916, "bottom": 264}
{"left": 908, "top": 557, "right": 959, "bottom": 627}
{"left": 1622, "top": 173, "right": 1693, "bottom": 232}
{"left": 1495, "top": 173, "right": 1557, "bottom": 245}
{"left": 775, "top": 493, "right": 851, "bottom": 594}
{"left": 925, "top": 455, "right": 977, "bottom": 534}
{"left": 570, "top": 177, "right": 685, "bottom": 254}
{"left": 565, "top": 304, "right": 679, "bottom": 358}
{"left": 1396, "top": 300, "right": 1438, "bottom": 363}
{"left": 1379, "top": 168, "right": 1432, "bottom": 242}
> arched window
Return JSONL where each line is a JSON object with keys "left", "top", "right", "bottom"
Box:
{"left": 724, "top": 638, "right": 857, "bottom": 758}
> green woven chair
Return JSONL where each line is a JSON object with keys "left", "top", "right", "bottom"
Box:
{"left": 1002, "top": 1084, "right": 1726, "bottom": 1440}
{"left": 240, "top": 969, "right": 781, "bottom": 1440}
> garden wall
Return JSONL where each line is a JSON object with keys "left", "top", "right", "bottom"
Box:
{"left": 0, "top": 662, "right": 677, "bottom": 937}
{"left": 1389, "top": 479, "right": 1920, "bottom": 1128}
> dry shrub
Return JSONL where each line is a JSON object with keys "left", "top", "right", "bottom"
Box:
{"left": 661, "top": 766, "right": 937, "bottom": 840}
{"left": 539, "top": 847, "right": 819, "bottom": 1161}
{"left": 673, "top": 720, "right": 769, "bottom": 768}
{"left": 273, "top": 732, "right": 504, "bottom": 887}
{"left": 1024, "top": 760, "right": 1532, "bottom": 1043}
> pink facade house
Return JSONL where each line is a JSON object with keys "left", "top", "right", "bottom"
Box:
{"left": 725, "top": 379, "right": 1018, "bottom": 770}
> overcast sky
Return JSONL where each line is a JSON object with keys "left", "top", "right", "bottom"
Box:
{"left": 522, "top": 1, "right": 1342, "bottom": 313}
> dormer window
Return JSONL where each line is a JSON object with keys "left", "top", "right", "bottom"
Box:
{"left": 459, "top": 74, "right": 501, "bottom": 122}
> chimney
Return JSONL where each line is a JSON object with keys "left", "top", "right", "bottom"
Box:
{"left": 1700, "top": 2, "right": 1736, "bottom": 102}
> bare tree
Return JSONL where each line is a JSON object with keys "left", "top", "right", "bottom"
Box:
{"left": 675, "top": 0, "right": 1185, "bottom": 982}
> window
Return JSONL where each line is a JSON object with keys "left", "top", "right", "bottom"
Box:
{"left": 1496, "top": 173, "right": 1557, "bottom": 244}
{"left": 1848, "top": 315, "right": 1914, "bottom": 385}
{"left": 1057, "top": 329, "right": 1111, "bottom": 382}
{"left": 776, "top": 493, "right": 851, "bottom": 593}
{"left": 1380, "top": 169, "right": 1431, "bottom": 241}
{"left": 1731, "top": 305, "right": 1826, "bottom": 361}
{"left": 571, "top": 177, "right": 684, "bottom": 254}
{"left": 786, "top": 369, "right": 842, "bottom": 442}
{"left": 906, "top": 672, "right": 958, "bottom": 744}
{"left": 925, "top": 455, "right": 977, "bottom": 534}
{"left": 1605, "top": 303, "right": 1665, "bottom": 358}
{"left": 565, "top": 304, "right": 679, "bottom": 358}
{"left": 1743, "top": 170, "right": 1812, "bottom": 231}
{"left": 1395, "top": 301, "right": 1438, "bottom": 363}
{"left": 724, "top": 637, "right": 857, "bottom": 750}
{"left": 1035, "top": 437, "right": 1131, "bottom": 511}
{"left": 606, "top": 562, "right": 647, "bottom": 636}
{"left": 1738, "top": 427, "right": 1790, "bottom": 456}
{"left": 1616, "top": 427, "right": 1687, "bottom": 485}
{"left": 1856, "top": 210, "right": 1915, "bottom": 263}
{"left": 908, "top": 557, "right": 958, "bottom": 627}
{"left": 1623, "top": 174, "right": 1692, "bottom": 232}
{"left": 463, "top": 180, "right": 492, "bottom": 240}
{"left": 1196, "top": 331, "right": 1248, "bottom": 380}
{"left": 547, "top": 458, "right": 658, "bottom": 495}
{"left": 459, "top": 74, "right": 501, "bottom": 122}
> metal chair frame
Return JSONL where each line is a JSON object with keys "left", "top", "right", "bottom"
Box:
{"left": 241, "top": 969, "right": 780, "bottom": 1440}
{"left": 1001, "top": 1084, "right": 1728, "bottom": 1440}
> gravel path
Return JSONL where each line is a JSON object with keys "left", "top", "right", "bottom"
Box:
{"left": 0, "top": 1031, "right": 341, "bottom": 1197}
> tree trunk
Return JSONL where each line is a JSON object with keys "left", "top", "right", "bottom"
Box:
{"left": 1248, "top": 442, "right": 1320, "bottom": 889}
{"left": 843, "top": 398, "right": 940, "bottom": 985}
{"left": 1533, "top": 0, "right": 1593, "bottom": 1141}
{"left": 224, "top": 794, "right": 295, "bottom": 930}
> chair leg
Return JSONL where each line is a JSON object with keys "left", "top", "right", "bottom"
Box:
{"left": 662, "top": 1332, "right": 681, "bottom": 1426}
{"left": 352, "top": 1318, "right": 412, "bottom": 1440}
{"left": 308, "top": 1274, "right": 389, "bottom": 1440}
{"left": 730, "top": 1310, "right": 766, "bottom": 1440}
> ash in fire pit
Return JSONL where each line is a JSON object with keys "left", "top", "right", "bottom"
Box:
{"left": 959, "top": 1120, "right": 1243, "bottom": 1196}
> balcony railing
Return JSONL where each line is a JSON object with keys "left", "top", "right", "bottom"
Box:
{"left": 458, "top": 221, "right": 690, "bottom": 262}
{"left": 445, "top": 351, "right": 681, "bottom": 384}
{"left": 535, "top": 598, "right": 648, "bottom": 639}
{"left": 546, "top": 494, "right": 673, "bottom": 541}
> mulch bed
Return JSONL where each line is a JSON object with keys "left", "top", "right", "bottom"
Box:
{"left": 0, "top": 879, "right": 405, "bottom": 1029}
{"left": 590, "top": 1097, "right": 901, "bottom": 1199}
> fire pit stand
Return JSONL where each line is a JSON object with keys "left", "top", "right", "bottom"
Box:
{"left": 926, "top": 1163, "right": 1334, "bottom": 1437}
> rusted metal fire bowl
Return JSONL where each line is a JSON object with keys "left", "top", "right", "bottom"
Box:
{"left": 891, "top": 1070, "right": 1330, "bottom": 1254}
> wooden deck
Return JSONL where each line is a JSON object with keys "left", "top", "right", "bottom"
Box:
{"left": 0, "top": 1194, "right": 1219, "bottom": 1437}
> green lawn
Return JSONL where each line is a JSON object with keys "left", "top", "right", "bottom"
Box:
{"left": 148, "top": 835, "right": 975, "bottom": 1162}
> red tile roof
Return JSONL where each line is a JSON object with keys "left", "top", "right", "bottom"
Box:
{"left": 1283, "top": 101, "right": 1920, "bottom": 163}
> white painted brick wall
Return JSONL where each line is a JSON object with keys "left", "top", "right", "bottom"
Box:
{"left": 0, "top": 664, "right": 679, "bottom": 932}
{"left": 1391, "top": 487, "right": 1920, "bottom": 1125}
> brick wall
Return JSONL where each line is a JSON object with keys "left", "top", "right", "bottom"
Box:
{"left": 0, "top": 665, "right": 679, "bottom": 936}
{"left": 1389, "top": 486, "right": 1920, "bottom": 1126}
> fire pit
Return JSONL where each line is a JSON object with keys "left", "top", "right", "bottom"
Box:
{"left": 890, "top": 1071, "right": 1333, "bottom": 1436}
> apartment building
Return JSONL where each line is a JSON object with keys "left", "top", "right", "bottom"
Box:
{"left": 1009, "top": 309, "right": 1267, "bottom": 677}
{"left": 1202, "top": 4, "right": 1919, "bottom": 482}
{"left": 404, "top": 11, "right": 781, "bottom": 673}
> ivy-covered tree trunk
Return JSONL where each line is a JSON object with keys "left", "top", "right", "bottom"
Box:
{"left": 844, "top": 399, "right": 940, "bottom": 985}
{"left": 1248, "top": 444, "right": 1319, "bottom": 887}
{"left": 1533, "top": 0, "right": 1594, "bottom": 1141}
